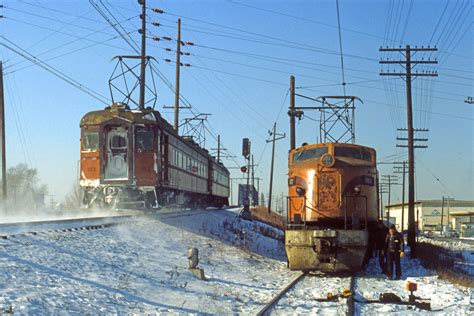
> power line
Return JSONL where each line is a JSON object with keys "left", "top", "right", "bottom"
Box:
{"left": 0, "top": 37, "right": 109, "bottom": 104}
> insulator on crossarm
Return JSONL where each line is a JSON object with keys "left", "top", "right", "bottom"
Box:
{"left": 165, "top": 59, "right": 172, "bottom": 63}
{"left": 163, "top": 36, "right": 172, "bottom": 41}
{"left": 152, "top": 8, "right": 165, "bottom": 14}
{"left": 183, "top": 52, "right": 191, "bottom": 56}
{"left": 152, "top": 36, "right": 161, "bottom": 41}
{"left": 152, "top": 22, "right": 161, "bottom": 27}
{"left": 185, "top": 41, "right": 194, "bottom": 46}
{"left": 165, "top": 48, "right": 172, "bottom": 52}
{"left": 184, "top": 63, "right": 191, "bottom": 67}
{"left": 138, "top": 29, "right": 144, "bottom": 34}
{"left": 140, "top": 13, "right": 145, "bottom": 20}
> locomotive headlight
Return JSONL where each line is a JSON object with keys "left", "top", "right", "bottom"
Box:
{"left": 320, "top": 153, "right": 335, "bottom": 167}
{"left": 296, "top": 187, "right": 306, "bottom": 196}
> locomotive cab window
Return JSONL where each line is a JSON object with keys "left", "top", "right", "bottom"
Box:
{"left": 82, "top": 131, "right": 99, "bottom": 151}
{"left": 135, "top": 128, "right": 153, "bottom": 151}
{"left": 292, "top": 146, "right": 328, "bottom": 163}
{"left": 334, "top": 146, "right": 372, "bottom": 161}
{"left": 111, "top": 134, "right": 127, "bottom": 149}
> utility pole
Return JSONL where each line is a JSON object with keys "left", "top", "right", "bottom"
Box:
{"left": 441, "top": 197, "right": 455, "bottom": 232}
{"left": 289, "top": 75, "right": 296, "bottom": 150}
{"left": 440, "top": 196, "right": 445, "bottom": 234}
{"left": 266, "top": 122, "right": 285, "bottom": 213}
{"left": 251, "top": 154, "right": 255, "bottom": 206}
{"left": 174, "top": 18, "right": 181, "bottom": 132}
{"left": 394, "top": 161, "right": 407, "bottom": 232}
{"left": 381, "top": 175, "right": 399, "bottom": 225}
{"left": 217, "top": 134, "right": 220, "bottom": 163}
{"left": 138, "top": 0, "right": 146, "bottom": 110}
{"left": 380, "top": 44, "right": 438, "bottom": 257}
{"left": 0, "top": 61, "right": 5, "bottom": 200}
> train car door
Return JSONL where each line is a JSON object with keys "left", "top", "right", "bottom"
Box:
{"left": 134, "top": 126, "right": 157, "bottom": 186}
{"left": 103, "top": 126, "right": 129, "bottom": 181}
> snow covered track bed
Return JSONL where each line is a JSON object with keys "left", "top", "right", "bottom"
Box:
{"left": 354, "top": 252, "right": 473, "bottom": 314}
{"left": 0, "top": 208, "right": 294, "bottom": 314}
{"left": 0, "top": 212, "right": 143, "bottom": 238}
{"left": 1, "top": 207, "right": 472, "bottom": 314}
{"left": 257, "top": 273, "right": 354, "bottom": 316}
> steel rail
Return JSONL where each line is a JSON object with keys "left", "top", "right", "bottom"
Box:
{"left": 256, "top": 272, "right": 306, "bottom": 316}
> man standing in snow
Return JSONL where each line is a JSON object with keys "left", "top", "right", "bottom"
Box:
{"left": 384, "top": 224, "right": 404, "bottom": 280}
{"left": 375, "top": 220, "right": 388, "bottom": 274}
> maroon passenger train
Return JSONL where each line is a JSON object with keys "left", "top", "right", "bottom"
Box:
{"left": 79, "top": 103, "right": 230, "bottom": 209}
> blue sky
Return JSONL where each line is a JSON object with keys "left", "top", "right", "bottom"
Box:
{"left": 0, "top": 0, "right": 472, "bottom": 205}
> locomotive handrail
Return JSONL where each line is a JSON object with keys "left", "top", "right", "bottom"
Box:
{"left": 343, "top": 195, "right": 368, "bottom": 230}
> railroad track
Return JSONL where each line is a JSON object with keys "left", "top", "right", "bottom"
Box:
{"left": 0, "top": 214, "right": 144, "bottom": 239}
{"left": 256, "top": 272, "right": 356, "bottom": 316}
{"left": 0, "top": 207, "right": 229, "bottom": 239}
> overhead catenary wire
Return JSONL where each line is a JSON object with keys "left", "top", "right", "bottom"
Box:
{"left": 0, "top": 37, "right": 109, "bottom": 104}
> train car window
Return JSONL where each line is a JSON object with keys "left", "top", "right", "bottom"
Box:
{"left": 334, "top": 146, "right": 372, "bottom": 161}
{"left": 82, "top": 131, "right": 99, "bottom": 151}
{"left": 111, "top": 134, "right": 127, "bottom": 149}
{"left": 293, "top": 147, "right": 328, "bottom": 163}
{"left": 135, "top": 129, "right": 153, "bottom": 151}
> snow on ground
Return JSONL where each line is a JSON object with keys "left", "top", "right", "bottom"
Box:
{"left": 0, "top": 208, "right": 293, "bottom": 314}
{"left": 0, "top": 208, "right": 472, "bottom": 314}
{"left": 272, "top": 275, "right": 351, "bottom": 315}
{"left": 355, "top": 250, "right": 473, "bottom": 314}
{"left": 418, "top": 236, "right": 474, "bottom": 276}
{"left": 419, "top": 236, "right": 474, "bottom": 252}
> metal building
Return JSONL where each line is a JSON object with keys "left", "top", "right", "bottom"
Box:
{"left": 385, "top": 200, "right": 474, "bottom": 235}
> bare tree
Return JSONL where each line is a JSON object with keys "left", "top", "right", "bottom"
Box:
{"left": 5, "top": 163, "right": 48, "bottom": 212}
{"left": 63, "top": 183, "right": 82, "bottom": 210}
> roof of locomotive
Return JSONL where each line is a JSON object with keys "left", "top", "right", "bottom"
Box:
{"left": 80, "top": 103, "right": 160, "bottom": 126}
{"left": 80, "top": 103, "right": 229, "bottom": 173}
{"left": 290, "top": 142, "right": 376, "bottom": 154}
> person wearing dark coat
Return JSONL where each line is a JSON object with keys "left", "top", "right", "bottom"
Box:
{"left": 374, "top": 220, "right": 388, "bottom": 273}
{"left": 384, "top": 224, "right": 404, "bottom": 280}
{"left": 362, "top": 222, "right": 377, "bottom": 269}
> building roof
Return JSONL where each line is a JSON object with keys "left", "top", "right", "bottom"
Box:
{"left": 385, "top": 200, "right": 474, "bottom": 209}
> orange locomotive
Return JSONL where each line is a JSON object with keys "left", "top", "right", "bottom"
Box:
{"left": 79, "top": 103, "right": 229, "bottom": 209}
{"left": 286, "top": 142, "right": 378, "bottom": 272}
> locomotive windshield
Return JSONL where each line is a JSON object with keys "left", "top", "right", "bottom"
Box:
{"left": 334, "top": 146, "right": 372, "bottom": 161}
{"left": 293, "top": 146, "right": 328, "bottom": 163}
{"left": 111, "top": 135, "right": 127, "bottom": 149}
{"left": 135, "top": 129, "right": 153, "bottom": 151}
{"left": 82, "top": 131, "right": 99, "bottom": 151}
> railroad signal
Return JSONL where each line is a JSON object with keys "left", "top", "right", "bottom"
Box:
{"left": 240, "top": 166, "right": 247, "bottom": 173}
{"left": 242, "top": 138, "right": 250, "bottom": 158}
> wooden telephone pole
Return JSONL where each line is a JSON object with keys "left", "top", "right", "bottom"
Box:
{"left": 266, "top": 122, "right": 285, "bottom": 213}
{"left": 138, "top": 0, "right": 147, "bottom": 110}
{"left": 380, "top": 45, "right": 438, "bottom": 257}
{"left": 174, "top": 18, "right": 181, "bottom": 132}
{"left": 0, "top": 61, "right": 6, "bottom": 200}
{"left": 289, "top": 75, "right": 296, "bottom": 150}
